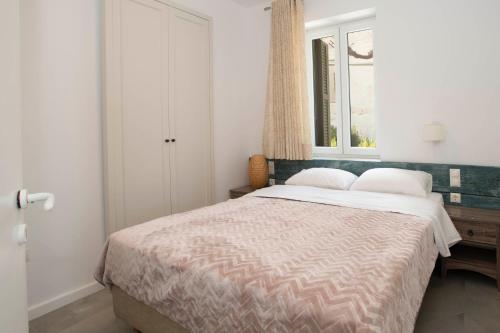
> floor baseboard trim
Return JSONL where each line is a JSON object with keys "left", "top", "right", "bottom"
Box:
{"left": 28, "top": 281, "right": 104, "bottom": 320}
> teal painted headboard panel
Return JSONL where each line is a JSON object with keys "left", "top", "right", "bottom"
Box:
{"left": 270, "top": 159, "right": 500, "bottom": 210}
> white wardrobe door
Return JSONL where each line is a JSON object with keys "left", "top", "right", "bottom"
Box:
{"left": 118, "top": 0, "right": 171, "bottom": 227}
{"left": 169, "top": 9, "right": 212, "bottom": 214}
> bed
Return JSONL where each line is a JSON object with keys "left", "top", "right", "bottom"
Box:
{"left": 95, "top": 185, "right": 460, "bottom": 333}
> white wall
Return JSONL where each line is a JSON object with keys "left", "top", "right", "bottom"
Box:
{"left": 375, "top": 0, "right": 500, "bottom": 167}
{"left": 178, "top": 0, "right": 270, "bottom": 201}
{"left": 21, "top": 0, "right": 105, "bottom": 318}
{"left": 21, "top": 0, "right": 270, "bottom": 318}
{"left": 305, "top": 0, "right": 500, "bottom": 167}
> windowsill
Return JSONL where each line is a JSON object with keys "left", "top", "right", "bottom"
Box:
{"left": 312, "top": 154, "right": 381, "bottom": 162}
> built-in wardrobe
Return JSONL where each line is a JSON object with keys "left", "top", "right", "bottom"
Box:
{"left": 103, "top": 0, "right": 214, "bottom": 233}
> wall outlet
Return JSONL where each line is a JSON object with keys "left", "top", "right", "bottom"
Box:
{"left": 450, "top": 193, "right": 462, "bottom": 204}
{"left": 269, "top": 178, "right": 276, "bottom": 186}
{"left": 450, "top": 169, "right": 461, "bottom": 187}
{"left": 268, "top": 160, "right": 275, "bottom": 175}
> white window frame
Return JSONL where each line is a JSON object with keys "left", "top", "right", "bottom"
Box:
{"left": 306, "top": 17, "right": 378, "bottom": 159}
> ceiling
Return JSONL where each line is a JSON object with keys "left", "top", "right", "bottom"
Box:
{"left": 231, "top": 0, "right": 269, "bottom": 8}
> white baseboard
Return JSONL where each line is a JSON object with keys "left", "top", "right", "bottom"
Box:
{"left": 28, "top": 281, "right": 104, "bottom": 320}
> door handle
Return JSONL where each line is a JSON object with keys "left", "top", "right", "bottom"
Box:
{"left": 17, "top": 189, "right": 55, "bottom": 211}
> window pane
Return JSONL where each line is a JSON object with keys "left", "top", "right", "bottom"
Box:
{"left": 312, "top": 36, "right": 337, "bottom": 147}
{"left": 347, "top": 29, "right": 375, "bottom": 148}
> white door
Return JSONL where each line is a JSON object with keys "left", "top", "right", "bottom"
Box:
{"left": 104, "top": 0, "right": 214, "bottom": 232}
{"left": 0, "top": 0, "right": 29, "bottom": 332}
{"left": 105, "top": 0, "right": 172, "bottom": 230}
{"left": 169, "top": 8, "right": 213, "bottom": 214}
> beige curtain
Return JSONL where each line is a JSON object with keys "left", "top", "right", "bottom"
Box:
{"left": 263, "top": 0, "right": 312, "bottom": 160}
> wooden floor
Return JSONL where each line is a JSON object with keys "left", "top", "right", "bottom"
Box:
{"left": 29, "top": 271, "right": 500, "bottom": 333}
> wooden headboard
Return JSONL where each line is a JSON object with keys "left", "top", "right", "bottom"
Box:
{"left": 269, "top": 159, "right": 500, "bottom": 210}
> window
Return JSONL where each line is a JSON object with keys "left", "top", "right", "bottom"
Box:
{"left": 307, "top": 18, "right": 376, "bottom": 157}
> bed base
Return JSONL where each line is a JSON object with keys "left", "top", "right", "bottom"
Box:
{"left": 111, "top": 286, "right": 189, "bottom": 333}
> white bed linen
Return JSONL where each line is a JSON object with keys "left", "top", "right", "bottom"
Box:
{"left": 285, "top": 168, "right": 358, "bottom": 190}
{"left": 248, "top": 185, "right": 460, "bottom": 257}
{"left": 350, "top": 168, "right": 433, "bottom": 197}
{"left": 428, "top": 192, "right": 444, "bottom": 206}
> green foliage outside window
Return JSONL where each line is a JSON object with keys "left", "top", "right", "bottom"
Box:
{"left": 328, "top": 126, "right": 375, "bottom": 148}
{"left": 330, "top": 126, "right": 337, "bottom": 147}
{"left": 350, "top": 126, "right": 376, "bottom": 148}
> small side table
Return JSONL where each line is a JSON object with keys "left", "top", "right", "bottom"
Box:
{"left": 442, "top": 205, "right": 500, "bottom": 291}
{"left": 229, "top": 185, "right": 256, "bottom": 199}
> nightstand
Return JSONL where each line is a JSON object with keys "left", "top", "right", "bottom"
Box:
{"left": 442, "top": 205, "right": 500, "bottom": 291}
{"left": 229, "top": 185, "right": 256, "bottom": 199}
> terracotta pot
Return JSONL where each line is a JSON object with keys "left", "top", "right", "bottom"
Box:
{"left": 248, "top": 154, "right": 269, "bottom": 189}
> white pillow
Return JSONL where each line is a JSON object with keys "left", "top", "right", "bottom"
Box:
{"left": 285, "top": 168, "right": 358, "bottom": 190}
{"left": 349, "top": 168, "right": 433, "bottom": 197}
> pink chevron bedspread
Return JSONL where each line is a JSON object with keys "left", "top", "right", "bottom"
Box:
{"left": 95, "top": 196, "right": 438, "bottom": 333}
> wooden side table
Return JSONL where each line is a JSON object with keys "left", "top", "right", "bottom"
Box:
{"left": 229, "top": 185, "right": 256, "bottom": 199}
{"left": 442, "top": 205, "right": 500, "bottom": 291}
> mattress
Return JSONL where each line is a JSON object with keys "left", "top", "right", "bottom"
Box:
{"left": 96, "top": 187, "right": 458, "bottom": 333}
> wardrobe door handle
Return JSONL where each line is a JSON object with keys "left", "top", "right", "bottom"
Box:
{"left": 171, "top": 139, "right": 176, "bottom": 143}
{"left": 165, "top": 139, "right": 170, "bottom": 143}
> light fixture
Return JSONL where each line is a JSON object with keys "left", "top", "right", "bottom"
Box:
{"left": 423, "top": 123, "right": 445, "bottom": 142}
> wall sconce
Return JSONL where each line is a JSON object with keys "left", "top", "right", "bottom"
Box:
{"left": 423, "top": 123, "right": 445, "bottom": 142}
